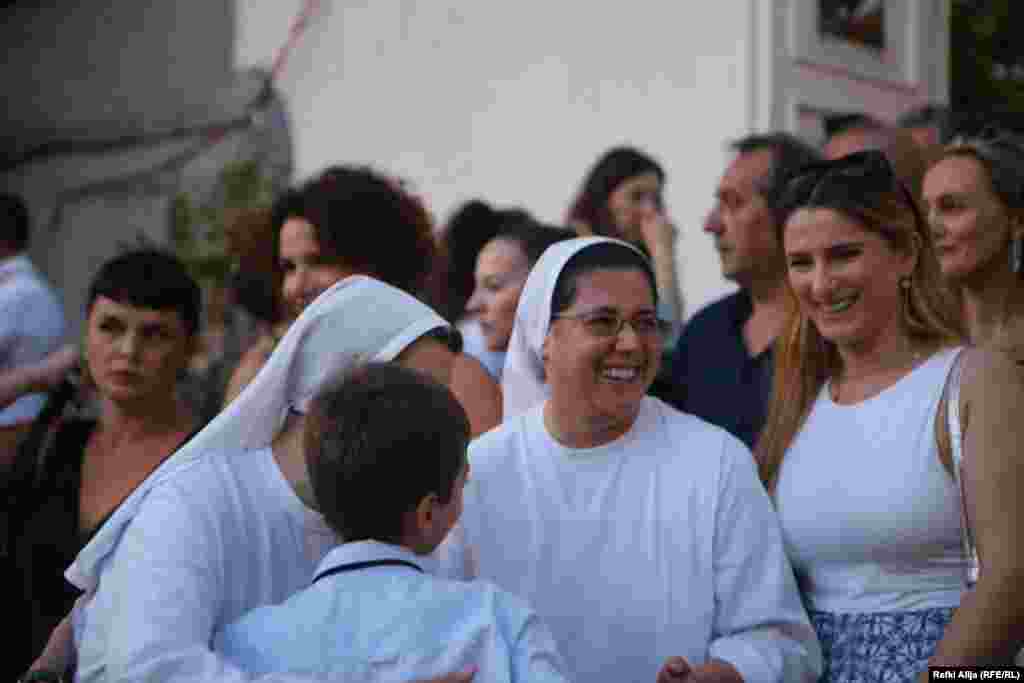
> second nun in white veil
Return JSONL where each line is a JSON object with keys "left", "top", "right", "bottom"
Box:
{"left": 62, "top": 276, "right": 473, "bottom": 683}
{"left": 440, "top": 237, "right": 823, "bottom": 683}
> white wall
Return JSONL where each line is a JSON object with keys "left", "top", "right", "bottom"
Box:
{"left": 236, "top": 0, "right": 952, "bottom": 319}
{"left": 0, "top": 1, "right": 952, "bottom": 334}
{"left": 236, "top": 0, "right": 756, "bottom": 316}
{"left": 0, "top": 1, "right": 237, "bottom": 333}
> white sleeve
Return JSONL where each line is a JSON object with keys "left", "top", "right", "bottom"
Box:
{"left": 511, "top": 612, "right": 571, "bottom": 683}
{"left": 0, "top": 285, "right": 64, "bottom": 425}
{"left": 93, "top": 484, "right": 344, "bottom": 683}
{"left": 0, "top": 288, "right": 25, "bottom": 362}
{"left": 706, "top": 435, "right": 823, "bottom": 683}
{"left": 0, "top": 283, "right": 63, "bottom": 362}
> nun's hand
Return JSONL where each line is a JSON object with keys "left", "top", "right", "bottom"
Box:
{"left": 656, "top": 656, "right": 692, "bottom": 682}
{"left": 416, "top": 666, "right": 476, "bottom": 683}
{"left": 656, "top": 657, "right": 744, "bottom": 682}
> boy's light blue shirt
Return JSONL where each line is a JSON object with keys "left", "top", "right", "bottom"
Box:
{"left": 214, "top": 540, "right": 569, "bottom": 682}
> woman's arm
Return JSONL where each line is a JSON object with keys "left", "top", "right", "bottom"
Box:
{"left": 449, "top": 354, "right": 502, "bottom": 437}
{"left": 930, "top": 348, "right": 1024, "bottom": 666}
{"left": 0, "top": 345, "right": 78, "bottom": 469}
{"left": 0, "top": 344, "right": 77, "bottom": 410}
{"left": 639, "top": 213, "right": 684, "bottom": 347}
{"left": 24, "top": 607, "right": 76, "bottom": 679}
{"left": 223, "top": 337, "right": 275, "bottom": 408}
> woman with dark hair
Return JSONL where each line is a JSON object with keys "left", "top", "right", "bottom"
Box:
{"left": 7, "top": 249, "right": 201, "bottom": 677}
{"left": 568, "top": 146, "right": 683, "bottom": 343}
{"left": 27, "top": 277, "right": 478, "bottom": 683}
{"left": 760, "top": 151, "right": 1024, "bottom": 679}
{"left": 438, "top": 237, "right": 819, "bottom": 682}
{"left": 463, "top": 220, "right": 574, "bottom": 378}
{"left": 922, "top": 131, "right": 1024, "bottom": 351}
{"left": 224, "top": 165, "right": 501, "bottom": 436}
{"left": 429, "top": 200, "right": 532, "bottom": 379}
{"left": 431, "top": 200, "right": 532, "bottom": 324}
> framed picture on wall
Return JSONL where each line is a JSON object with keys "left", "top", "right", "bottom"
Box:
{"left": 819, "top": 0, "right": 884, "bottom": 50}
{"left": 790, "top": 0, "right": 922, "bottom": 84}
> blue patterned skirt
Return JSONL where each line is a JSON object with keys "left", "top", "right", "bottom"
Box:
{"left": 811, "top": 608, "right": 955, "bottom": 683}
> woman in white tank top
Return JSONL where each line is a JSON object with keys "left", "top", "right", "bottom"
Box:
{"left": 757, "top": 150, "right": 1024, "bottom": 681}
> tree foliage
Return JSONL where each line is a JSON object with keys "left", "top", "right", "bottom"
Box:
{"left": 172, "top": 160, "right": 274, "bottom": 286}
{"left": 951, "top": 0, "right": 1024, "bottom": 132}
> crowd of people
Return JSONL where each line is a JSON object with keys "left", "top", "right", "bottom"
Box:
{"left": 3, "top": 101, "right": 1024, "bottom": 683}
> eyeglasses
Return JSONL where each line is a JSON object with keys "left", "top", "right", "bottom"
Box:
{"left": 779, "top": 150, "right": 925, "bottom": 231}
{"left": 552, "top": 311, "right": 669, "bottom": 339}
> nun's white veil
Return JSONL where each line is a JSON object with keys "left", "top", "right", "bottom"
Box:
{"left": 67, "top": 275, "right": 452, "bottom": 592}
{"left": 501, "top": 236, "right": 647, "bottom": 417}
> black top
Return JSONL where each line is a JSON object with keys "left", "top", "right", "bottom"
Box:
{"left": 667, "top": 290, "right": 774, "bottom": 450}
{"left": 8, "top": 418, "right": 193, "bottom": 673}
{"left": 8, "top": 419, "right": 95, "bottom": 674}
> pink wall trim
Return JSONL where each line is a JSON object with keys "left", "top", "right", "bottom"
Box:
{"left": 795, "top": 60, "right": 920, "bottom": 94}
{"left": 794, "top": 61, "right": 930, "bottom": 122}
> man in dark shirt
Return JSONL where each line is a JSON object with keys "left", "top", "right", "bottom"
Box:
{"left": 670, "top": 133, "right": 820, "bottom": 450}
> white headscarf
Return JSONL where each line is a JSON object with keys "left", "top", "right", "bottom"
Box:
{"left": 67, "top": 275, "right": 452, "bottom": 592}
{"left": 501, "top": 236, "right": 647, "bottom": 417}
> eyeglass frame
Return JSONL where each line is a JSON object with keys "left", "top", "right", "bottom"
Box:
{"left": 550, "top": 310, "right": 670, "bottom": 340}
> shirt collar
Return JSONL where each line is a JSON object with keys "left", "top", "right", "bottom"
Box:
{"left": 725, "top": 289, "right": 754, "bottom": 331}
{"left": 314, "top": 539, "right": 425, "bottom": 578}
{"left": 725, "top": 289, "right": 776, "bottom": 362}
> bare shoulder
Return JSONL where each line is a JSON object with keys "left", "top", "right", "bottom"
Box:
{"left": 450, "top": 354, "right": 503, "bottom": 437}
{"left": 223, "top": 335, "right": 275, "bottom": 407}
{"left": 959, "top": 345, "right": 1024, "bottom": 405}
{"left": 957, "top": 346, "right": 1024, "bottom": 473}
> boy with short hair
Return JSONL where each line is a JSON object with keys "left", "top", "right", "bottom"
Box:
{"left": 215, "top": 362, "right": 568, "bottom": 682}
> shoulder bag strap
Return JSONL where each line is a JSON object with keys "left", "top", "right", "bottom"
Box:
{"left": 946, "top": 349, "right": 979, "bottom": 588}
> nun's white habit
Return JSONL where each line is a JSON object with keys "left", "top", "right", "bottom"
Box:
{"left": 439, "top": 238, "right": 823, "bottom": 683}
{"left": 68, "top": 276, "right": 454, "bottom": 683}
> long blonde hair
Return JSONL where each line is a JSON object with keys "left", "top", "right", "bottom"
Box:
{"left": 755, "top": 163, "right": 965, "bottom": 488}
{"left": 929, "top": 133, "right": 1024, "bottom": 354}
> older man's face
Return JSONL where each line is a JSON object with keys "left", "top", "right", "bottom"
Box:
{"left": 707, "top": 148, "right": 780, "bottom": 287}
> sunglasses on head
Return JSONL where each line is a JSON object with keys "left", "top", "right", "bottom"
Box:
{"left": 975, "top": 124, "right": 1011, "bottom": 142}
{"left": 950, "top": 126, "right": 1024, "bottom": 163}
{"left": 779, "top": 150, "right": 924, "bottom": 230}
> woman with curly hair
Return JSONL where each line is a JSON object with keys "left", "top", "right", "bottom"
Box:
{"left": 224, "top": 165, "right": 501, "bottom": 435}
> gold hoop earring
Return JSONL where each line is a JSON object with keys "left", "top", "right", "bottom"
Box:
{"left": 899, "top": 275, "right": 914, "bottom": 327}
{"left": 899, "top": 274, "right": 912, "bottom": 306}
